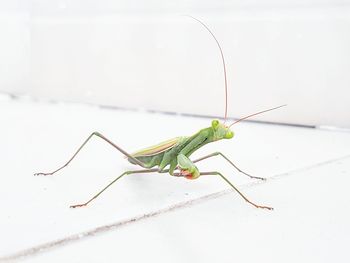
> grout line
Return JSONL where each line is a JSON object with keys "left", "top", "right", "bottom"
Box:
{"left": 0, "top": 91, "right": 318, "bottom": 129}
{"left": 4, "top": 90, "right": 350, "bottom": 131}
{"left": 1, "top": 154, "right": 350, "bottom": 262}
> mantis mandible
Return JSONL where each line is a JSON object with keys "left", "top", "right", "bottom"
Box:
{"left": 35, "top": 16, "right": 286, "bottom": 210}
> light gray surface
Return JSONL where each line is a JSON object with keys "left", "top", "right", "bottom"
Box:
{"left": 1, "top": 97, "right": 350, "bottom": 262}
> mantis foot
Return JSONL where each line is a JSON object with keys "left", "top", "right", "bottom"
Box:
{"left": 249, "top": 175, "right": 267, "bottom": 181}
{"left": 70, "top": 203, "right": 87, "bottom": 208}
{"left": 254, "top": 204, "right": 274, "bottom": 210}
{"left": 34, "top": 172, "right": 53, "bottom": 176}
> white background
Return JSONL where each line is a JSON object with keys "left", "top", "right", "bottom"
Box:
{"left": 1, "top": 0, "right": 350, "bottom": 128}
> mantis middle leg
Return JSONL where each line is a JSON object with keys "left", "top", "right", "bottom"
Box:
{"left": 35, "top": 132, "right": 148, "bottom": 176}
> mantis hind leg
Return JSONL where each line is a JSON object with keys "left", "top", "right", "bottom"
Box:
{"left": 192, "top": 152, "right": 266, "bottom": 180}
{"left": 34, "top": 132, "right": 147, "bottom": 176}
{"left": 70, "top": 168, "right": 163, "bottom": 208}
{"left": 200, "top": 171, "right": 273, "bottom": 210}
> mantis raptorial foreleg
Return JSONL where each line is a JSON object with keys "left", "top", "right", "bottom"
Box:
{"left": 70, "top": 168, "right": 168, "bottom": 208}
{"left": 34, "top": 132, "right": 148, "bottom": 176}
{"left": 192, "top": 152, "right": 266, "bottom": 180}
{"left": 177, "top": 153, "right": 200, "bottom": 179}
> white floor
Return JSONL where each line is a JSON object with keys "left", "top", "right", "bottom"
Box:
{"left": 1, "top": 96, "right": 350, "bottom": 262}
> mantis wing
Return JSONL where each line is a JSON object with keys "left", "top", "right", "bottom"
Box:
{"left": 131, "top": 137, "right": 183, "bottom": 157}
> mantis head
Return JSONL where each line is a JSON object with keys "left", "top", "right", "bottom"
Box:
{"left": 211, "top": 120, "right": 234, "bottom": 140}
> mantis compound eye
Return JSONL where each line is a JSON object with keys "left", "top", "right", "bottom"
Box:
{"left": 211, "top": 119, "right": 220, "bottom": 129}
{"left": 225, "top": 130, "right": 234, "bottom": 139}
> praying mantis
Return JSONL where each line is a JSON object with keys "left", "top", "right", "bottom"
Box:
{"left": 35, "top": 16, "right": 285, "bottom": 210}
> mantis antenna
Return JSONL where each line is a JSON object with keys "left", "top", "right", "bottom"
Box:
{"left": 229, "top": 104, "right": 287, "bottom": 127}
{"left": 185, "top": 15, "right": 229, "bottom": 123}
{"left": 185, "top": 16, "right": 286, "bottom": 127}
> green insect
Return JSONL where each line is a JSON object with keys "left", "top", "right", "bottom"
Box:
{"left": 35, "top": 17, "right": 285, "bottom": 210}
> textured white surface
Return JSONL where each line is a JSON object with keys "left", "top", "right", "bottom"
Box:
{"left": 1, "top": 97, "right": 350, "bottom": 262}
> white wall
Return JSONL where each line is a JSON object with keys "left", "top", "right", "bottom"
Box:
{"left": 1, "top": 1, "right": 350, "bottom": 128}
{"left": 0, "top": 1, "right": 29, "bottom": 94}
